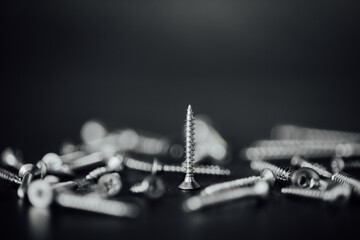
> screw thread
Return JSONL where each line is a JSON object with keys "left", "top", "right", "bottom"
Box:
{"left": 331, "top": 172, "right": 360, "bottom": 195}
{"left": 67, "top": 152, "right": 104, "bottom": 171}
{"left": 85, "top": 167, "right": 110, "bottom": 181}
{"left": 200, "top": 176, "right": 260, "bottom": 196}
{"left": 0, "top": 168, "right": 21, "bottom": 185}
{"left": 162, "top": 164, "right": 230, "bottom": 176}
{"left": 124, "top": 157, "right": 154, "bottom": 172}
{"left": 251, "top": 161, "right": 293, "bottom": 181}
{"left": 55, "top": 192, "right": 139, "bottom": 218}
{"left": 281, "top": 187, "right": 324, "bottom": 200}
{"left": 184, "top": 106, "right": 196, "bottom": 177}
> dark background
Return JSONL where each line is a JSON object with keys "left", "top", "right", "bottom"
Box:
{"left": 1, "top": 1, "right": 360, "bottom": 240}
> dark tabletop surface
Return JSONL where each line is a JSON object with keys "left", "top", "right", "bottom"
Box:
{"left": 1, "top": 1, "right": 360, "bottom": 240}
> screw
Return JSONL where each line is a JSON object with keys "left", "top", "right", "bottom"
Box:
{"left": 178, "top": 105, "right": 200, "bottom": 190}
{"left": 86, "top": 154, "right": 124, "bottom": 181}
{"left": 41, "top": 153, "right": 74, "bottom": 176}
{"left": 18, "top": 163, "right": 38, "bottom": 198}
{"left": 291, "top": 156, "right": 333, "bottom": 178}
{"left": 335, "top": 143, "right": 360, "bottom": 157}
{"left": 271, "top": 124, "right": 360, "bottom": 142}
{"left": 130, "top": 175, "right": 166, "bottom": 199}
{"left": 331, "top": 172, "right": 360, "bottom": 196}
{"left": 183, "top": 181, "right": 269, "bottom": 212}
{"left": 124, "top": 157, "right": 230, "bottom": 176}
{"left": 200, "top": 169, "right": 275, "bottom": 196}
{"left": 281, "top": 184, "right": 352, "bottom": 205}
{"left": 0, "top": 167, "right": 22, "bottom": 185}
{"left": 27, "top": 179, "right": 78, "bottom": 208}
{"left": 250, "top": 160, "right": 320, "bottom": 188}
{"left": 66, "top": 152, "right": 105, "bottom": 171}
{"left": 331, "top": 157, "right": 360, "bottom": 173}
{"left": 97, "top": 173, "right": 122, "bottom": 198}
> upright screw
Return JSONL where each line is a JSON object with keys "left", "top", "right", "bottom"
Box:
{"left": 97, "top": 173, "right": 122, "bottom": 198}
{"left": 27, "top": 179, "right": 78, "bottom": 208}
{"left": 281, "top": 184, "right": 352, "bottom": 205}
{"left": 179, "top": 105, "right": 200, "bottom": 190}
{"left": 271, "top": 124, "right": 360, "bottom": 142}
{"left": 291, "top": 156, "right": 333, "bottom": 178}
{"left": 200, "top": 169, "right": 275, "bottom": 196}
{"left": 86, "top": 154, "right": 124, "bottom": 181}
{"left": 130, "top": 175, "right": 166, "bottom": 199}
{"left": 331, "top": 157, "right": 360, "bottom": 173}
{"left": 250, "top": 160, "right": 320, "bottom": 188}
{"left": 0, "top": 167, "right": 22, "bottom": 185}
{"left": 183, "top": 181, "right": 269, "bottom": 212}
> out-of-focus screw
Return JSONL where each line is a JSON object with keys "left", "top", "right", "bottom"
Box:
{"left": 183, "top": 181, "right": 269, "bottom": 212}
{"left": 250, "top": 160, "right": 320, "bottom": 188}
{"left": 200, "top": 169, "right": 275, "bottom": 196}
{"left": 291, "top": 156, "right": 333, "bottom": 178}
{"left": 66, "top": 152, "right": 105, "bottom": 171}
{"left": 130, "top": 175, "right": 166, "bottom": 199}
{"left": 41, "top": 153, "right": 74, "bottom": 176}
{"left": 331, "top": 157, "right": 360, "bottom": 173}
{"left": 179, "top": 105, "right": 200, "bottom": 190}
{"left": 27, "top": 180, "right": 78, "bottom": 208}
{"left": 331, "top": 172, "right": 360, "bottom": 196}
{"left": 281, "top": 184, "right": 352, "bottom": 205}
{"left": 97, "top": 173, "right": 122, "bottom": 198}
{"left": 18, "top": 164, "right": 37, "bottom": 198}
{"left": 86, "top": 154, "right": 124, "bottom": 181}
{"left": 335, "top": 143, "right": 360, "bottom": 157}
{"left": 0, "top": 167, "right": 22, "bottom": 185}
{"left": 271, "top": 124, "right": 360, "bottom": 142}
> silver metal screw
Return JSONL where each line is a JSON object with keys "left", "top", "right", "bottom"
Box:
{"left": 41, "top": 153, "right": 74, "bottom": 176}
{"left": 331, "top": 157, "right": 360, "bottom": 173}
{"left": 200, "top": 169, "right": 275, "bottom": 196}
{"left": 183, "top": 181, "right": 269, "bottom": 212}
{"left": 281, "top": 184, "right": 352, "bottom": 204}
{"left": 335, "top": 143, "right": 360, "bottom": 157}
{"left": 66, "top": 152, "right": 105, "bottom": 171}
{"left": 27, "top": 179, "right": 78, "bottom": 208}
{"left": 97, "top": 173, "right": 122, "bottom": 198}
{"left": 331, "top": 172, "right": 360, "bottom": 196}
{"left": 0, "top": 167, "right": 22, "bottom": 185}
{"left": 86, "top": 154, "right": 124, "bottom": 181}
{"left": 250, "top": 160, "right": 320, "bottom": 188}
{"left": 18, "top": 163, "right": 37, "bottom": 199}
{"left": 291, "top": 156, "right": 333, "bottom": 178}
{"left": 130, "top": 175, "right": 166, "bottom": 199}
{"left": 179, "top": 105, "right": 200, "bottom": 190}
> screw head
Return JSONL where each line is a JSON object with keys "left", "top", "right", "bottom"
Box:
{"left": 253, "top": 181, "right": 270, "bottom": 198}
{"left": 291, "top": 168, "right": 320, "bottom": 188}
{"left": 28, "top": 180, "right": 54, "bottom": 208}
{"left": 179, "top": 176, "right": 200, "bottom": 190}
{"left": 331, "top": 157, "right": 345, "bottom": 173}
{"left": 143, "top": 175, "right": 166, "bottom": 199}
{"left": 97, "top": 173, "right": 122, "bottom": 197}
{"left": 260, "top": 169, "right": 276, "bottom": 186}
{"left": 41, "top": 153, "right": 63, "bottom": 169}
{"left": 1, "top": 147, "right": 21, "bottom": 168}
{"left": 106, "top": 155, "right": 124, "bottom": 172}
{"left": 19, "top": 164, "right": 37, "bottom": 178}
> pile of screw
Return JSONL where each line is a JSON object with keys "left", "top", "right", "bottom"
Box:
{"left": 0, "top": 105, "right": 233, "bottom": 218}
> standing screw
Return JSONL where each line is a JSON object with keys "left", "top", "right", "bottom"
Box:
{"left": 0, "top": 167, "right": 22, "bottom": 185}
{"left": 27, "top": 179, "right": 78, "bottom": 208}
{"left": 130, "top": 175, "right": 166, "bottom": 199}
{"left": 200, "top": 169, "right": 275, "bottom": 196}
{"left": 179, "top": 105, "right": 200, "bottom": 190}
{"left": 331, "top": 172, "right": 360, "bottom": 196}
{"left": 281, "top": 184, "right": 352, "bottom": 205}
{"left": 97, "top": 173, "right": 122, "bottom": 198}
{"left": 18, "top": 164, "right": 37, "bottom": 198}
{"left": 183, "top": 181, "right": 269, "bottom": 212}
{"left": 331, "top": 157, "right": 360, "bottom": 173}
{"left": 86, "top": 154, "right": 124, "bottom": 181}
{"left": 250, "top": 160, "right": 320, "bottom": 188}
{"left": 291, "top": 156, "right": 333, "bottom": 178}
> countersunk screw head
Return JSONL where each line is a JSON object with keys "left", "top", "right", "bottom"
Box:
{"left": 28, "top": 180, "right": 54, "bottom": 208}
{"left": 291, "top": 168, "right": 320, "bottom": 188}
{"left": 97, "top": 173, "right": 122, "bottom": 198}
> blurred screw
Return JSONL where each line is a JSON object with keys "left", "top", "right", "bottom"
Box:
{"left": 0, "top": 167, "right": 22, "bottom": 185}
{"left": 41, "top": 153, "right": 74, "bottom": 176}
{"left": 335, "top": 143, "right": 360, "bottom": 157}
{"left": 331, "top": 157, "right": 360, "bottom": 173}
{"left": 97, "top": 173, "right": 122, "bottom": 198}
{"left": 331, "top": 172, "right": 360, "bottom": 196}
{"left": 27, "top": 180, "right": 78, "bottom": 208}
{"left": 200, "top": 169, "right": 275, "bottom": 196}
{"left": 250, "top": 160, "right": 320, "bottom": 188}
{"left": 66, "top": 152, "right": 105, "bottom": 171}
{"left": 271, "top": 124, "right": 360, "bottom": 142}
{"left": 130, "top": 175, "right": 166, "bottom": 199}
{"left": 18, "top": 164, "right": 37, "bottom": 198}
{"left": 183, "top": 181, "right": 269, "bottom": 212}
{"left": 86, "top": 154, "right": 124, "bottom": 181}
{"left": 281, "top": 184, "right": 352, "bottom": 205}
{"left": 291, "top": 156, "right": 333, "bottom": 178}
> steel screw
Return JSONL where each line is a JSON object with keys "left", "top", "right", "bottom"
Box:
{"left": 331, "top": 157, "right": 360, "bottom": 173}
{"left": 27, "top": 179, "right": 78, "bottom": 208}
{"left": 97, "top": 173, "right": 122, "bottom": 198}
{"left": 281, "top": 184, "right": 352, "bottom": 205}
{"left": 291, "top": 156, "right": 333, "bottom": 178}
{"left": 200, "top": 169, "right": 275, "bottom": 196}
{"left": 130, "top": 175, "right": 166, "bottom": 199}
{"left": 0, "top": 167, "right": 22, "bottom": 185}
{"left": 250, "top": 160, "right": 320, "bottom": 188}
{"left": 86, "top": 155, "right": 124, "bottom": 181}
{"left": 183, "top": 181, "right": 269, "bottom": 212}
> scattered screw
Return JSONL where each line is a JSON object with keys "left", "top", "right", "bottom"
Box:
{"left": 130, "top": 175, "right": 166, "bottom": 199}
{"left": 281, "top": 184, "right": 352, "bottom": 205}
{"left": 200, "top": 169, "right": 275, "bottom": 196}
{"left": 183, "top": 181, "right": 269, "bottom": 212}
{"left": 331, "top": 157, "right": 360, "bottom": 173}
{"left": 97, "top": 173, "right": 122, "bottom": 198}
{"left": 0, "top": 167, "right": 22, "bottom": 185}
{"left": 86, "top": 154, "right": 124, "bottom": 181}
{"left": 250, "top": 160, "right": 320, "bottom": 188}
{"left": 179, "top": 105, "right": 200, "bottom": 190}
{"left": 291, "top": 156, "right": 332, "bottom": 178}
